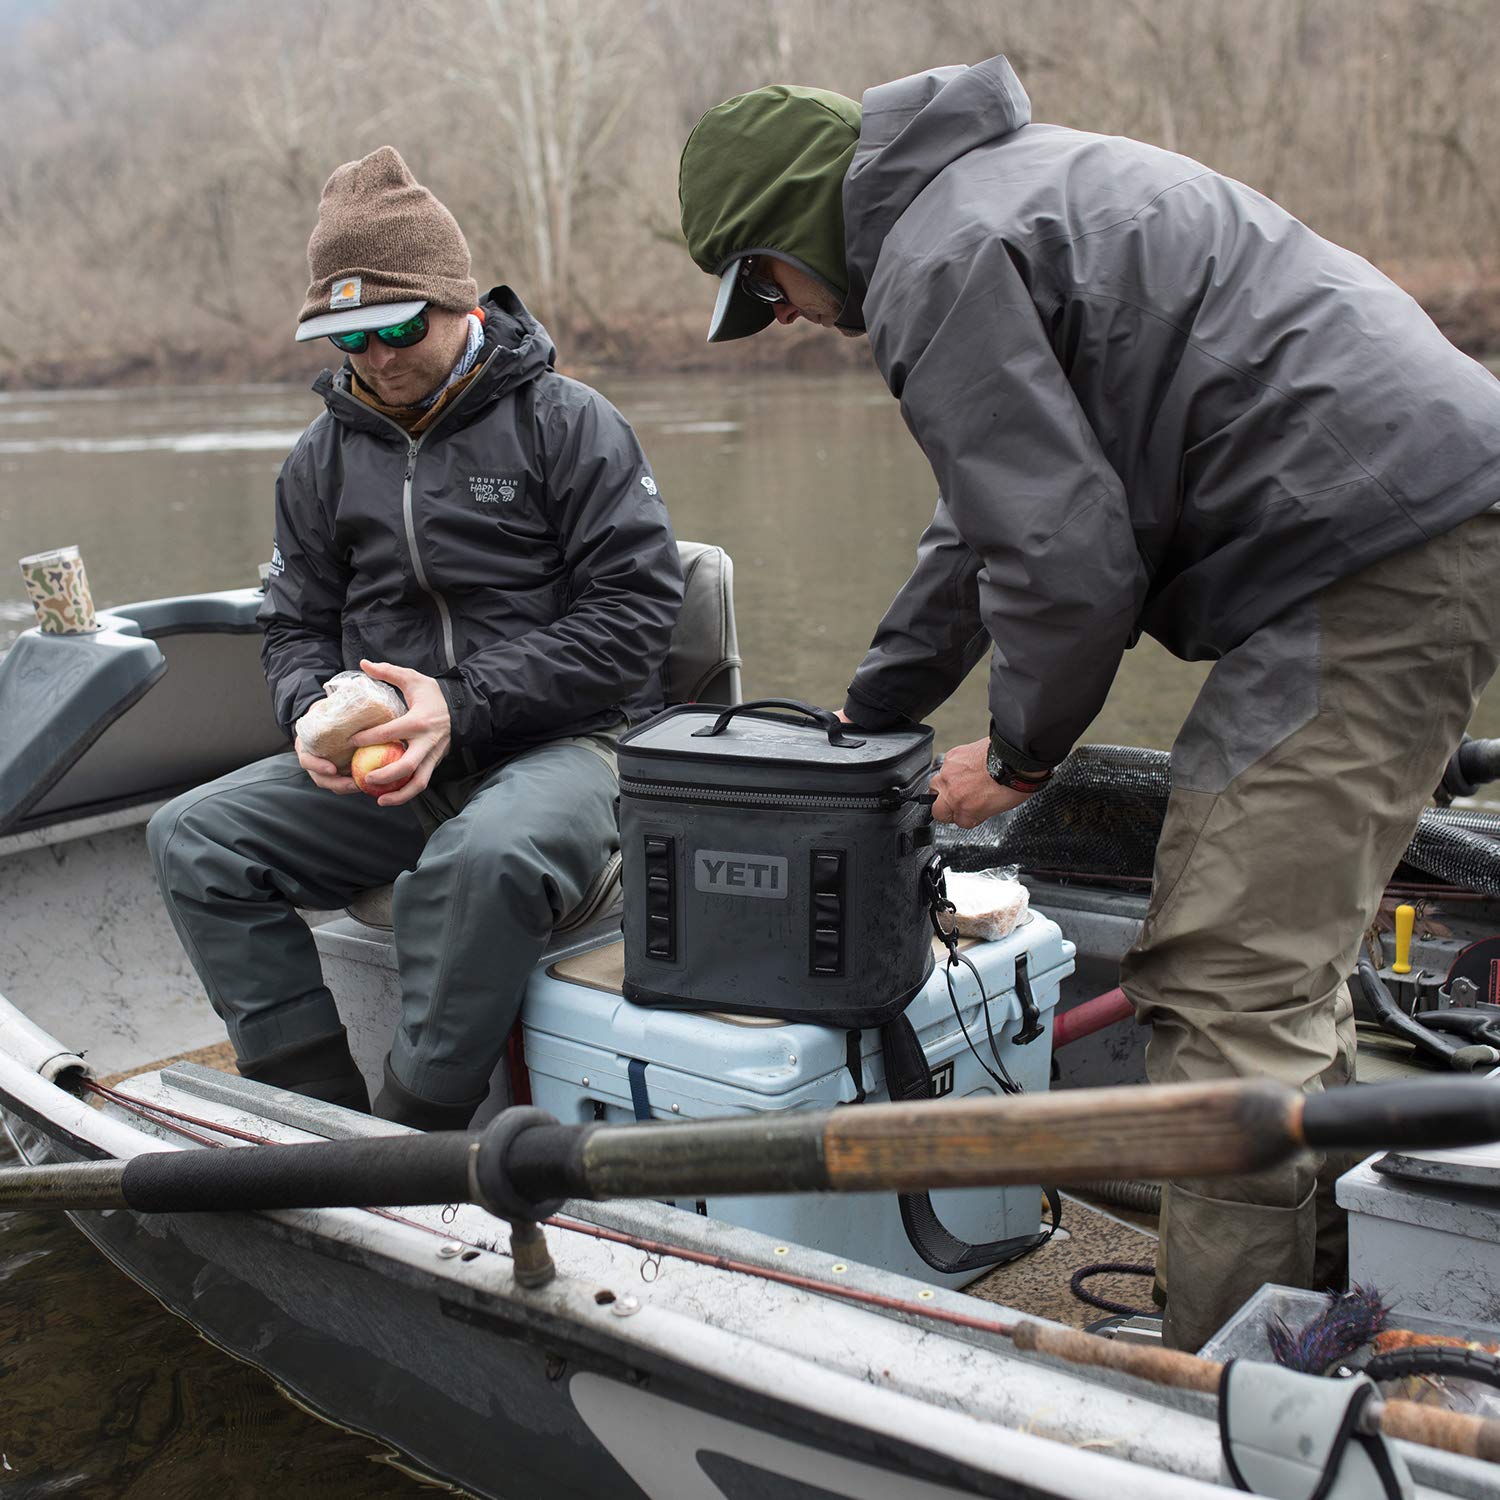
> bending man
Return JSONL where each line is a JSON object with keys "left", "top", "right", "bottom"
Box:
{"left": 677, "top": 58, "right": 1500, "bottom": 1349}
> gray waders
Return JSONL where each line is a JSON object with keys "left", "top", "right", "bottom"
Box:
{"left": 148, "top": 736, "right": 619, "bottom": 1127}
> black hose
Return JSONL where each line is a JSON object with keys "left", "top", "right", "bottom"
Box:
{"left": 1070, "top": 1261, "right": 1157, "bottom": 1318}
{"left": 1072, "top": 1179, "right": 1163, "bottom": 1215}
{"left": 1443, "top": 737, "right": 1500, "bottom": 800}
{"left": 1365, "top": 1345, "right": 1500, "bottom": 1391}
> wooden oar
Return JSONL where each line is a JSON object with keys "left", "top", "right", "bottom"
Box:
{"left": 2, "top": 1076, "right": 1497, "bottom": 1215}
{"left": 7, "top": 1077, "right": 1500, "bottom": 1464}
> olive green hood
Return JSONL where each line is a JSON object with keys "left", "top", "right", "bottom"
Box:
{"left": 678, "top": 85, "right": 862, "bottom": 342}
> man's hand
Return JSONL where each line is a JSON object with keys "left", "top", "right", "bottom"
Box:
{"left": 347, "top": 659, "right": 453, "bottom": 807}
{"left": 930, "top": 738, "right": 1034, "bottom": 827}
{"left": 295, "top": 735, "right": 359, "bottom": 795}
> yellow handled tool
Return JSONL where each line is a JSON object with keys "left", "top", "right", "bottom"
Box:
{"left": 1392, "top": 902, "right": 1415, "bottom": 975}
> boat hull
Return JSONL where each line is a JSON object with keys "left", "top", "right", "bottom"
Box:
{"left": 3, "top": 1057, "right": 1220, "bottom": 1500}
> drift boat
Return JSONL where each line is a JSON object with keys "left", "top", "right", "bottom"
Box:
{"left": 4, "top": 570, "right": 1500, "bottom": 1499}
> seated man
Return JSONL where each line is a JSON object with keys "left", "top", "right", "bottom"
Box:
{"left": 149, "top": 147, "right": 682, "bottom": 1130}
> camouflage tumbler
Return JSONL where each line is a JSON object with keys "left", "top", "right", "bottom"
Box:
{"left": 19, "top": 545, "right": 100, "bottom": 634}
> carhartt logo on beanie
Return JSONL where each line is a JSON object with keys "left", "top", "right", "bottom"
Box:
{"left": 298, "top": 146, "right": 478, "bottom": 329}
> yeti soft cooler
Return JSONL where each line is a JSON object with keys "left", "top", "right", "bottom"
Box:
{"left": 523, "top": 918, "right": 1074, "bottom": 1287}
{"left": 617, "top": 699, "right": 935, "bottom": 1027}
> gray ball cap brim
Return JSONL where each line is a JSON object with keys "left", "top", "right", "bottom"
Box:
{"left": 295, "top": 299, "right": 427, "bottom": 342}
{"left": 706, "top": 262, "right": 776, "bottom": 344}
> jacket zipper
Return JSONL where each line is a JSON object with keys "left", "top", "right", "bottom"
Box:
{"left": 618, "top": 774, "right": 929, "bottom": 813}
{"left": 400, "top": 436, "right": 458, "bottom": 670}
{"left": 335, "top": 352, "right": 502, "bottom": 776}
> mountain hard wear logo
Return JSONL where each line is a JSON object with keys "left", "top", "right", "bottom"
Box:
{"left": 470, "top": 475, "right": 519, "bottom": 505}
{"left": 330, "top": 276, "right": 362, "bottom": 309}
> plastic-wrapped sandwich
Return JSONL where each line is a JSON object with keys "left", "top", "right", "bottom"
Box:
{"left": 294, "top": 670, "right": 404, "bottom": 772}
{"left": 940, "top": 867, "right": 1031, "bottom": 941}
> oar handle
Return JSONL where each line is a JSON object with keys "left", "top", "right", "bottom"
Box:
{"left": 121, "top": 1129, "right": 475, "bottom": 1213}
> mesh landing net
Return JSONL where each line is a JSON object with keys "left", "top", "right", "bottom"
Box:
{"left": 933, "top": 744, "right": 1500, "bottom": 897}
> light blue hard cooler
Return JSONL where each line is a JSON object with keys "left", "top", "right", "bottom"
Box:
{"left": 521, "top": 913, "right": 1075, "bottom": 1287}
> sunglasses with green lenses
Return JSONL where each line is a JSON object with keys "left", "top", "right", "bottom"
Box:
{"left": 328, "top": 311, "right": 429, "bottom": 355}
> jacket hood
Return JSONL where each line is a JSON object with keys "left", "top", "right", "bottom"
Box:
{"left": 841, "top": 56, "right": 1031, "bottom": 328}
{"left": 315, "top": 285, "right": 555, "bottom": 432}
{"left": 679, "top": 85, "right": 862, "bottom": 341}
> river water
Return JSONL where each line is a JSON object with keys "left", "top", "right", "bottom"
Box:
{"left": 3, "top": 369, "right": 1500, "bottom": 1494}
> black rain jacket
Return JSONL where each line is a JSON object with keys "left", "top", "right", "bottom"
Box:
{"left": 259, "top": 287, "right": 683, "bottom": 769}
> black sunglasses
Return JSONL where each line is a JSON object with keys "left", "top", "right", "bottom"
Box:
{"left": 739, "top": 259, "right": 788, "bottom": 305}
{"left": 328, "top": 311, "right": 429, "bottom": 355}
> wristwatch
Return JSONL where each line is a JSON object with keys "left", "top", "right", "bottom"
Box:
{"left": 985, "top": 736, "right": 1052, "bottom": 794}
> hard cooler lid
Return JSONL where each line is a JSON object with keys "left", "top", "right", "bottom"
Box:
{"left": 619, "top": 701, "right": 933, "bottom": 777}
{"left": 528, "top": 919, "right": 1070, "bottom": 1098}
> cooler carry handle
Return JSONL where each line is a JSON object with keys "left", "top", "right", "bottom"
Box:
{"left": 690, "top": 698, "right": 866, "bottom": 748}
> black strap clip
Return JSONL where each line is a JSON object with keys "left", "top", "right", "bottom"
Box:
{"left": 921, "top": 854, "right": 960, "bottom": 965}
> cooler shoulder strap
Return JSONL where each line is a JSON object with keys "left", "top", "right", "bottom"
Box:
{"left": 879, "top": 1013, "right": 1061, "bottom": 1275}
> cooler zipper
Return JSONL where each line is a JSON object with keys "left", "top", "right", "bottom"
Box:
{"left": 618, "top": 774, "right": 933, "bottom": 813}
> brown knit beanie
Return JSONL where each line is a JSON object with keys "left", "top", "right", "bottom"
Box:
{"left": 298, "top": 147, "right": 478, "bottom": 330}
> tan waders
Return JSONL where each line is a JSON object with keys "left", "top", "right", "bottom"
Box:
{"left": 1121, "top": 507, "right": 1500, "bottom": 1351}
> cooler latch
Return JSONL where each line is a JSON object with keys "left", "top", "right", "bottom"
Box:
{"left": 644, "top": 835, "right": 676, "bottom": 960}
{"left": 1012, "top": 952, "right": 1044, "bottom": 1045}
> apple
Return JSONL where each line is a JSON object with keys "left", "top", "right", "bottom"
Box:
{"left": 350, "top": 741, "right": 409, "bottom": 797}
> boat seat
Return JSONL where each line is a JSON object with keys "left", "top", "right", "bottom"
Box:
{"left": 0, "top": 588, "right": 289, "bottom": 837}
{"left": 342, "top": 539, "right": 742, "bottom": 937}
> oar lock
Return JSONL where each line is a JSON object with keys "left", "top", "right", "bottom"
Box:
{"left": 466, "top": 1105, "right": 578, "bottom": 1290}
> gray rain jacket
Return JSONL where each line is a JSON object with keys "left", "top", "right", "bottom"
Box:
{"left": 259, "top": 288, "right": 682, "bottom": 769}
{"left": 840, "top": 58, "right": 1500, "bottom": 770}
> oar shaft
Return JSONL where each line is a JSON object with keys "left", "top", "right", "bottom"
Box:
{"left": 1302, "top": 1077, "right": 1500, "bottom": 1152}
{"left": 519, "top": 1079, "right": 1304, "bottom": 1202}
{"left": 0, "top": 1160, "right": 129, "bottom": 1210}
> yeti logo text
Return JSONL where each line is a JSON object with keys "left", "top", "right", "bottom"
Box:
{"left": 469, "top": 475, "right": 519, "bottom": 505}
{"left": 694, "top": 850, "right": 788, "bottom": 901}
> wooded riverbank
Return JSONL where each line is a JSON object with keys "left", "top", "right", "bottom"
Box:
{"left": 5, "top": 0, "right": 1498, "bottom": 395}
{"left": 6, "top": 271, "right": 1500, "bottom": 395}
